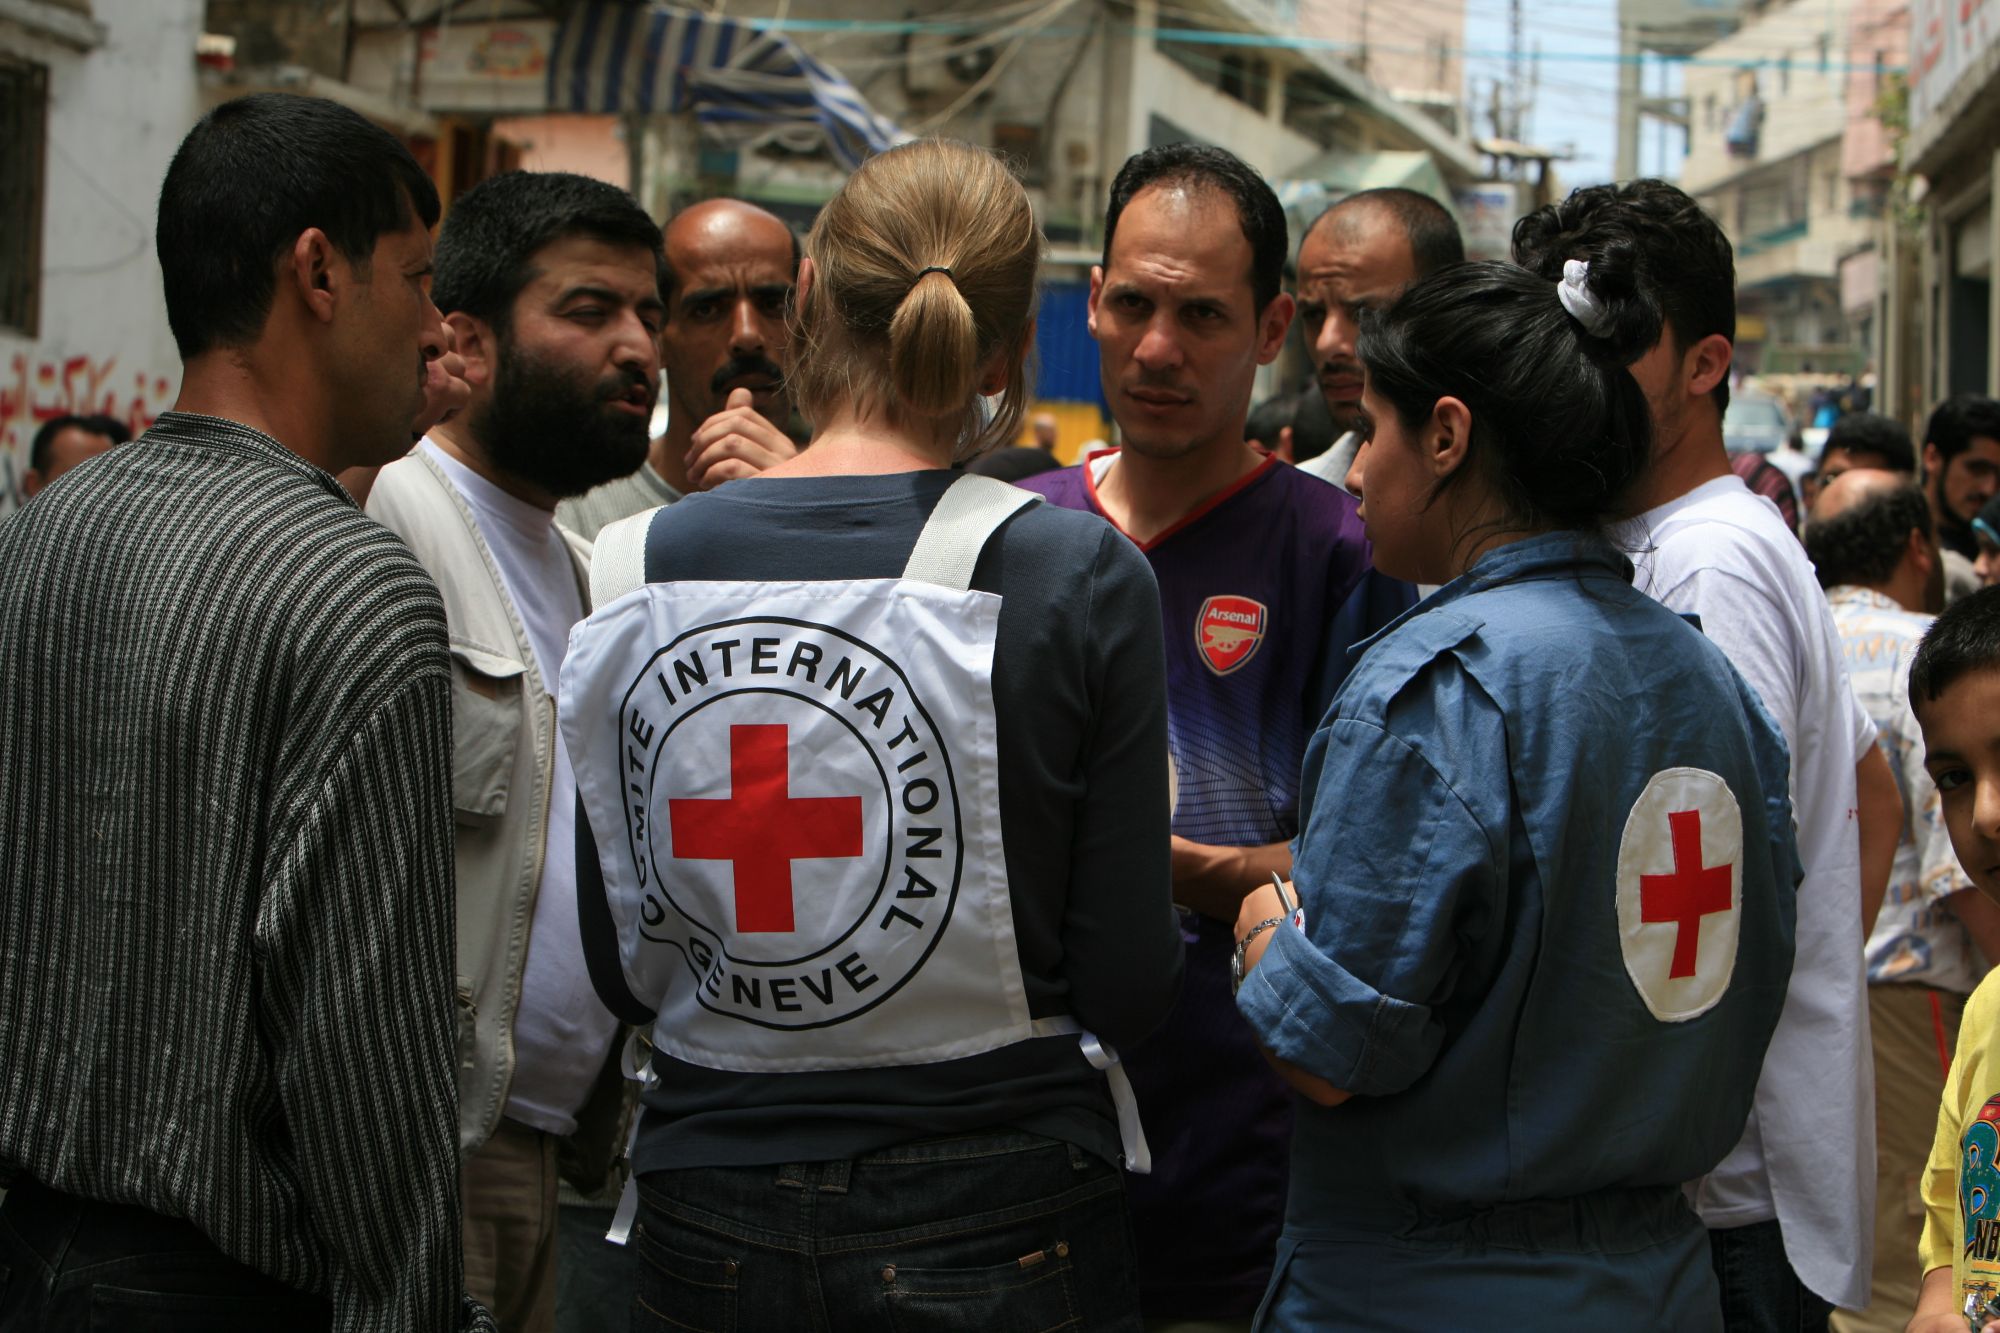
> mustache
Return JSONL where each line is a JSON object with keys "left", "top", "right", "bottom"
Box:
{"left": 1318, "top": 359, "right": 1362, "bottom": 382}
{"left": 598, "top": 367, "right": 657, "bottom": 403}
{"left": 709, "top": 355, "right": 786, "bottom": 395}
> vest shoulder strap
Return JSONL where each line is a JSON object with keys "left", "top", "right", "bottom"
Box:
{"left": 587, "top": 477, "right": 1037, "bottom": 607}
{"left": 588, "top": 505, "right": 663, "bottom": 609}
{"left": 902, "top": 473, "right": 1041, "bottom": 591}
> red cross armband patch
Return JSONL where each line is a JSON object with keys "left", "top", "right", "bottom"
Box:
{"left": 1614, "top": 768, "right": 1744, "bottom": 1022}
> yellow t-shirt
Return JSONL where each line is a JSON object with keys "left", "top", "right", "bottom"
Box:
{"left": 1921, "top": 966, "right": 2000, "bottom": 1320}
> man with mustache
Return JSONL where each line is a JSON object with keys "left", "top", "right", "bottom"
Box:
{"left": 367, "top": 170, "right": 666, "bottom": 1333}
{"left": 1020, "top": 144, "right": 1413, "bottom": 1328}
{"left": 558, "top": 197, "right": 799, "bottom": 539}
{"left": 1292, "top": 188, "right": 1463, "bottom": 487}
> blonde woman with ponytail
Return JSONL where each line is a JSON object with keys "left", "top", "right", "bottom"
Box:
{"left": 561, "top": 139, "right": 1181, "bottom": 1331}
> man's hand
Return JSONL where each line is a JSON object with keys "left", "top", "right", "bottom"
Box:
{"left": 1907, "top": 1314, "right": 1989, "bottom": 1333}
{"left": 1909, "top": 1265, "right": 1989, "bottom": 1332}
{"left": 412, "top": 328, "right": 471, "bottom": 441}
{"left": 686, "top": 387, "right": 798, "bottom": 489}
{"left": 1855, "top": 744, "right": 1902, "bottom": 933}
{"left": 1172, "top": 836, "right": 1290, "bottom": 924}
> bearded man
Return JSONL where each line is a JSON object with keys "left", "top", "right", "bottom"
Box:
{"left": 367, "top": 169, "right": 666, "bottom": 1333}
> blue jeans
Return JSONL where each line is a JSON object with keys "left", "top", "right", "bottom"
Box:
{"left": 0, "top": 1175, "right": 331, "bottom": 1331}
{"left": 556, "top": 1200, "right": 635, "bottom": 1333}
{"left": 630, "top": 1131, "right": 1142, "bottom": 1332}
{"left": 1710, "top": 1220, "right": 1834, "bottom": 1333}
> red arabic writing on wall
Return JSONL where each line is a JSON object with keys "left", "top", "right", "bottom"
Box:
{"left": 0, "top": 351, "right": 174, "bottom": 510}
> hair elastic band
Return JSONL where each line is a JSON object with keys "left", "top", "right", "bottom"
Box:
{"left": 1556, "top": 258, "right": 1615, "bottom": 338}
{"left": 916, "top": 265, "right": 955, "bottom": 283}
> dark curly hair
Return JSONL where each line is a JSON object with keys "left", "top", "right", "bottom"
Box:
{"left": 1823, "top": 412, "right": 1916, "bottom": 472}
{"left": 1924, "top": 395, "right": 2000, "bottom": 470}
{"left": 1804, "top": 481, "right": 1932, "bottom": 590}
{"left": 1512, "top": 178, "right": 1734, "bottom": 415}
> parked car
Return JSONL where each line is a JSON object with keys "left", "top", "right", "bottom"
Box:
{"left": 1723, "top": 388, "right": 1796, "bottom": 456}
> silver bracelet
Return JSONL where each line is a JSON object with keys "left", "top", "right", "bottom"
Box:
{"left": 1231, "top": 916, "right": 1286, "bottom": 994}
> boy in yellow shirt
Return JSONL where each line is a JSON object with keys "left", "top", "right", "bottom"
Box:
{"left": 1911, "top": 587, "right": 2000, "bottom": 1332}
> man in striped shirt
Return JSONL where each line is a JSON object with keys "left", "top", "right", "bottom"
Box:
{"left": 0, "top": 94, "right": 493, "bottom": 1332}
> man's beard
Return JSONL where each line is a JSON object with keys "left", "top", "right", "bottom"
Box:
{"left": 477, "top": 339, "right": 654, "bottom": 499}
{"left": 1322, "top": 396, "right": 1367, "bottom": 437}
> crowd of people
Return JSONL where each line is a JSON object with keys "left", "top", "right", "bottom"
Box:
{"left": 8, "top": 88, "right": 2000, "bottom": 1333}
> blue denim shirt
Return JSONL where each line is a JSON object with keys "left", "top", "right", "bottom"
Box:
{"left": 1236, "top": 531, "right": 1800, "bottom": 1233}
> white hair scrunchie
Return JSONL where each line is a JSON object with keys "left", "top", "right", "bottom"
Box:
{"left": 1556, "top": 258, "right": 1615, "bottom": 338}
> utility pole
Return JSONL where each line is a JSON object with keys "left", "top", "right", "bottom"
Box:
{"left": 1507, "top": 0, "right": 1524, "bottom": 140}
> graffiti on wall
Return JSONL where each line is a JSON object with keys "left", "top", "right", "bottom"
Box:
{"left": 0, "top": 351, "right": 175, "bottom": 511}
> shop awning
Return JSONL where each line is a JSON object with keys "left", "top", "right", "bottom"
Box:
{"left": 547, "top": 1, "right": 905, "bottom": 172}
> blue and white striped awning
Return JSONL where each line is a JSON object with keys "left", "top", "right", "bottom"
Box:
{"left": 548, "top": 2, "right": 907, "bottom": 172}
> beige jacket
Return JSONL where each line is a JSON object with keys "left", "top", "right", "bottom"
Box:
{"left": 367, "top": 449, "right": 629, "bottom": 1190}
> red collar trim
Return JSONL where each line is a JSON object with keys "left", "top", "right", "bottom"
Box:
{"left": 1081, "top": 446, "right": 1281, "bottom": 552}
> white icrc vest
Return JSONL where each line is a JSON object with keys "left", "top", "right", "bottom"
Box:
{"left": 560, "top": 475, "right": 1148, "bottom": 1208}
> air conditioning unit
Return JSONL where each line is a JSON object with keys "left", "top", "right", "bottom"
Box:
{"left": 904, "top": 26, "right": 998, "bottom": 101}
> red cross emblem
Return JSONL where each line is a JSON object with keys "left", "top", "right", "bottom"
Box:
{"left": 1638, "top": 808, "right": 1734, "bottom": 980}
{"left": 668, "top": 723, "right": 864, "bottom": 933}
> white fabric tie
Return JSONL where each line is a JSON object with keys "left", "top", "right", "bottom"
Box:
{"left": 1078, "top": 1032, "right": 1153, "bottom": 1175}
{"left": 1557, "top": 258, "right": 1614, "bottom": 337}
{"left": 605, "top": 1030, "right": 659, "bottom": 1245}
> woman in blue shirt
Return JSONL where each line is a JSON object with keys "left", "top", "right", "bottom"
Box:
{"left": 1231, "top": 257, "right": 1801, "bottom": 1330}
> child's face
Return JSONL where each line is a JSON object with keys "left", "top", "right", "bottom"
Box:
{"left": 1917, "top": 665, "right": 2000, "bottom": 900}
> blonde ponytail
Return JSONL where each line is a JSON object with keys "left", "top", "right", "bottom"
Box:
{"left": 789, "top": 139, "right": 1043, "bottom": 459}
{"left": 888, "top": 267, "right": 981, "bottom": 419}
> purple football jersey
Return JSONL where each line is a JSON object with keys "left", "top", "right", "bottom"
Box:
{"left": 1020, "top": 449, "right": 1413, "bottom": 1317}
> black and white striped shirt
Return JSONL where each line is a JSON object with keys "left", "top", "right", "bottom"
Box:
{"left": 0, "top": 413, "right": 494, "bottom": 1332}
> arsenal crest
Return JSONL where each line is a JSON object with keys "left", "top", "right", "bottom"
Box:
{"left": 1196, "top": 595, "right": 1268, "bottom": 676}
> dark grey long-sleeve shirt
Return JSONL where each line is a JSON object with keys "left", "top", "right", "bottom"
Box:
{"left": 576, "top": 470, "right": 1184, "bottom": 1173}
{"left": 0, "top": 413, "right": 492, "bottom": 1333}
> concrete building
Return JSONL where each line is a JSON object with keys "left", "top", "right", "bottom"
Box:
{"left": 1298, "top": 0, "right": 1465, "bottom": 137}
{"left": 1681, "top": 0, "right": 1873, "bottom": 375}
{"left": 1904, "top": 0, "right": 2000, "bottom": 404}
{"left": 1615, "top": 0, "right": 1745, "bottom": 182}
{"left": 1840, "top": 0, "right": 1918, "bottom": 422}
{"left": 0, "top": 0, "right": 202, "bottom": 518}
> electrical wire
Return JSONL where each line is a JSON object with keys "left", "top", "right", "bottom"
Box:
{"left": 906, "top": 3, "right": 1069, "bottom": 132}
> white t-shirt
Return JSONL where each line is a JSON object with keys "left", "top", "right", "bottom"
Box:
{"left": 427, "top": 442, "right": 620, "bottom": 1138}
{"left": 1628, "top": 474, "right": 1877, "bottom": 1308}
{"left": 1297, "top": 429, "right": 1360, "bottom": 491}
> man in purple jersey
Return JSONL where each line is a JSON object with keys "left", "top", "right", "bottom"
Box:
{"left": 1021, "top": 143, "right": 1415, "bottom": 1327}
